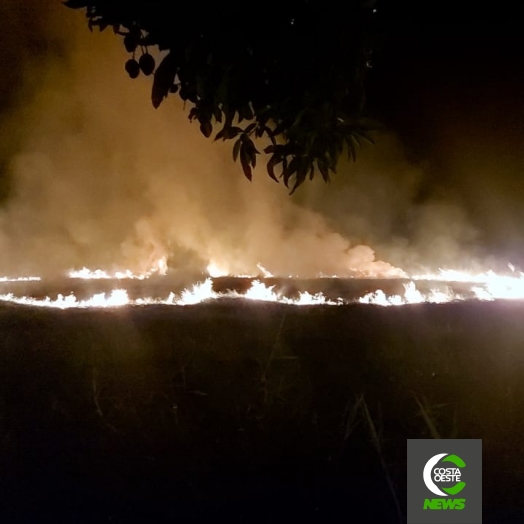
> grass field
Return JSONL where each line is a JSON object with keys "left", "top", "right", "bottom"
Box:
{"left": 1, "top": 299, "right": 523, "bottom": 522}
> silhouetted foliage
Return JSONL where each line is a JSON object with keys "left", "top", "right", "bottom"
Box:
{"left": 64, "top": 0, "right": 377, "bottom": 192}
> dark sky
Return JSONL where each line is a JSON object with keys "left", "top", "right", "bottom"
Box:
{"left": 369, "top": 18, "right": 524, "bottom": 157}
{"left": 363, "top": 13, "right": 524, "bottom": 257}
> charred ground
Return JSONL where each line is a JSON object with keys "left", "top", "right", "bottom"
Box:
{"left": 0, "top": 300, "right": 523, "bottom": 522}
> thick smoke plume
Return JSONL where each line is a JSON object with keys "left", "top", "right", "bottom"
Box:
{"left": 0, "top": 3, "right": 505, "bottom": 279}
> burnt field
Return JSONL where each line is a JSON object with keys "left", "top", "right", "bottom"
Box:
{"left": 1, "top": 299, "right": 524, "bottom": 522}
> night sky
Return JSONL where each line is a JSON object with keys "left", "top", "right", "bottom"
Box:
{"left": 368, "top": 15, "right": 524, "bottom": 259}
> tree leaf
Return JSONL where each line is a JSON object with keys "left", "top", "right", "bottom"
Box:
{"left": 213, "top": 106, "right": 223, "bottom": 123}
{"left": 272, "top": 122, "right": 287, "bottom": 136}
{"left": 214, "top": 108, "right": 235, "bottom": 141}
{"left": 188, "top": 107, "right": 199, "bottom": 121}
{"left": 214, "top": 128, "right": 226, "bottom": 141}
{"left": 244, "top": 122, "right": 257, "bottom": 135}
{"left": 267, "top": 155, "right": 281, "bottom": 183}
{"left": 152, "top": 53, "right": 177, "bottom": 109}
{"left": 250, "top": 148, "right": 257, "bottom": 168}
{"left": 200, "top": 121, "right": 213, "bottom": 138}
{"left": 356, "top": 130, "right": 375, "bottom": 144}
{"left": 281, "top": 157, "right": 288, "bottom": 178}
{"left": 232, "top": 138, "right": 241, "bottom": 162}
{"left": 239, "top": 103, "right": 254, "bottom": 121}
{"left": 318, "top": 161, "right": 330, "bottom": 183}
{"left": 283, "top": 156, "right": 300, "bottom": 188}
{"left": 346, "top": 139, "right": 357, "bottom": 162}
{"left": 242, "top": 136, "right": 260, "bottom": 155}
{"left": 225, "top": 126, "right": 242, "bottom": 139}
{"left": 240, "top": 144, "right": 252, "bottom": 181}
{"left": 264, "top": 126, "right": 277, "bottom": 144}
{"left": 289, "top": 158, "right": 309, "bottom": 194}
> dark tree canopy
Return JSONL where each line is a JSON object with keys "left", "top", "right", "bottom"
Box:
{"left": 64, "top": 0, "right": 378, "bottom": 193}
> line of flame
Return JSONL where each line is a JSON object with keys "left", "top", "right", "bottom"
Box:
{"left": 68, "top": 257, "right": 168, "bottom": 280}
{"left": 1, "top": 266, "right": 524, "bottom": 308}
{"left": 0, "top": 279, "right": 339, "bottom": 309}
{"left": 0, "top": 276, "right": 41, "bottom": 282}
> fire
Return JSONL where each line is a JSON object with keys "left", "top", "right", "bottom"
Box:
{"left": 177, "top": 279, "right": 217, "bottom": 305}
{"left": 0, "top": 278, "right": 335, "bottom": 309}
{"left": 0, "top": 276, "right": 41, "bottom": 282}
{"left": 359, "top": 268, "right": 524, "bottom": 306}
{"left": 358, "top": 282, "right": 454, "bottom": 307}
{"left": 206, "top": 261, "right": 274, "bottom": 279}
{"left": 68, "top": 257, "right": 168, "bottom": 280}
{"left": 206, "top": 262, "right": 229, "bottom": 278}
{"left": 241, "top": 280, "right": 340, "bottom": 305}
{"left": 1, "top": 264, "right": 524, "bottom": 309}
{"left": 68, "top": 268, "right": 141, "bottom": 280}
{"left": 0, "top": 289, "right": 132, "bottom": 308}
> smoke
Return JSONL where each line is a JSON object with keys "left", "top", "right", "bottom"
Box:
{"left": 0, "top": 3, "right": 507, "bottom": 279}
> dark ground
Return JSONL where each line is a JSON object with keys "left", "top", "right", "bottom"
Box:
{"left": 0, "top": 299, "right": 524, "bottom": 522}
